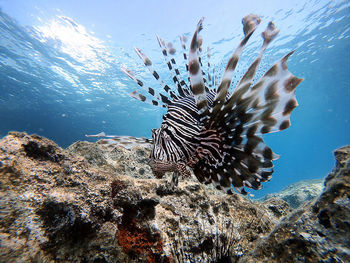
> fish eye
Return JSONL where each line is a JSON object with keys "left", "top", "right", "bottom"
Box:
{"left": 162, "top": 130, "right": 171, "bottom": 141}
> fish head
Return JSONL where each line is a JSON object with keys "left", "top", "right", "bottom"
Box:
{"left": 149, "top": 125, "right": 177, "bottom": 176}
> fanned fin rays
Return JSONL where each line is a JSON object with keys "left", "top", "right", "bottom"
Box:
{"left": 188, "top": 17, "right": 209, "bottom": 122}
{"left": 209, "top": 15, "right": 261, "bottom": 125}
{"left": 120, "top": 67, "right": 171, "bottom": 107}
{"left": 192, "top": 15, "right": 303, "bottom": 194}
{"left": 91, "top": 14, "right": 303, "bottom": 195}
{"left": 157, "top": 35, "right": 191, "bottom": 97}
{"left": 134, "top": 47, "right": 178, "bottom": 100}
{"left": 207, "top": 47, "right": 213, "bottom": 88}
{"left": 180, "top": 34, "right": 189, "bottom": 73}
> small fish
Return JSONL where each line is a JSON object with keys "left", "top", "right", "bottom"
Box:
{"left": 88, "top": 14, "right": 303, "bottom": 195}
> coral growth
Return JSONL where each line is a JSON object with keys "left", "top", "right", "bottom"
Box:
{"left": 111, "top": 179, "right": 127, "bottom": 198}
{"left": 0, "top": 132, "right": 348, "bottom": 262}
{"left": 239, "top": 146, "right": 350, "bottom": 263}
{"left": 262, "top": 178, "right": 324, "bottom": 209}
{"left": 117, "top": 220, "right": 170, "bottom": 263}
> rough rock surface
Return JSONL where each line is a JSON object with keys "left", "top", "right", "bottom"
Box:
{"left": 239, "top": 146, "right": 350, "bottom": 263}
{"left": 1, "top": 132, "right": 349, "bottom": 262}
{"left": 262, "top": 178, "right": 324, "bottom": 209}
{"left": 0, "top": 132, "right": 285, "bottom": 262}
{"left": 67, "top": 140, "right": 153, "bottom": 179}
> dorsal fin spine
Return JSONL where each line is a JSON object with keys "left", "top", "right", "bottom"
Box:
{"left": 188, "top": 17, "right": 209, "bottom": 122}
{"left": 134, "top": 47, "right": 178, "bottom": 100}
{"left": 156, "top": 35, "right": 190, "bottom": 97}
{"left": 121, "top": 67, "right": 171, "bottom": 105}
{"left": 209, "top": 15, "right": 262, "bottom": 125}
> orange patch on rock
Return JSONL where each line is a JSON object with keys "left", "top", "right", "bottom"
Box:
{"left": 117, "top": 220, "right": 171, "bottom": 263}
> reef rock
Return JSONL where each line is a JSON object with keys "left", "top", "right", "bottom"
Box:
{"left": 263, "top": 178, "right": 324, "bottom": 209}
{"left": 0, "top": 132, "right": 285, "bottom": 262}
{"left": 67, "top": 140, "right": 153, "bottom": 179}
{"left": 239, "top": 146, "right": 350, "bottom": 263}
{"left": 1, "top": 132, "right": 348, "bottom": 262}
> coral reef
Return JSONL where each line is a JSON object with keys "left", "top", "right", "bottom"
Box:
{"left": 0, "top": 132, "right": 281, "bottom": 262}
{"left": 67, "top": 140, "right": 153, "bottom": 179}
{"left": 239, "top": 146, "right": 350, "bottom": 263}
{"left": 0, "top": 132, "right": 349, "bottom": 262}
{"left": 262, "top": 178, "right": 324, "bottom": 209}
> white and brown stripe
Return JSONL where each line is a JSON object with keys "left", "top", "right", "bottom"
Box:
{"left": 113, "top": 14, "right": 303, "bottom": 195}
{"left": 121, "top": 67, "right": 172, "bottom": 106}
{"left": 134, "top": 47, "right": 178, "bottom": 100}
{"left": 209, "top": 14, "right": 261, "bottom": 125}
{"left": 156, "top": 35, "right": 190, "bottom": 97}
{"left": 188, "top": 17, "right": 209, "bottom": 121}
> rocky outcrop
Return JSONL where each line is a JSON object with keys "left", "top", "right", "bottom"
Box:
{"left": 67, "top": 140, "right": 153, "bottom": 179}
{"left": 239, "top": 146, "right": 350, "bottom": 263}
{"left": 262, "top": 178, "right": 324, "bottom": 209}
{"left": 1, "top": 132, "right": 348, "bottom": 262}
{"left": 0, "top": 132, "right": 285, "bottom": 262}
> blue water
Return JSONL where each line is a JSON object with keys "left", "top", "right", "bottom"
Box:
{"left": 0, "top": 0, "right": 349, "bottom": 198}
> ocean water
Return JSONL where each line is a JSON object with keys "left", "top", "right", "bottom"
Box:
{"left": 0, "top": 0, "right": 349, "bottom": 198}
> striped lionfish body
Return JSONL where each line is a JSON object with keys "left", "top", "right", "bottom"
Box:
{"left": 90, "top": 14, "right": 303, "bottom": 195}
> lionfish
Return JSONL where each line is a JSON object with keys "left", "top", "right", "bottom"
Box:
{"left": 87, "top": 14, "right": 303, "bottom": 195}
